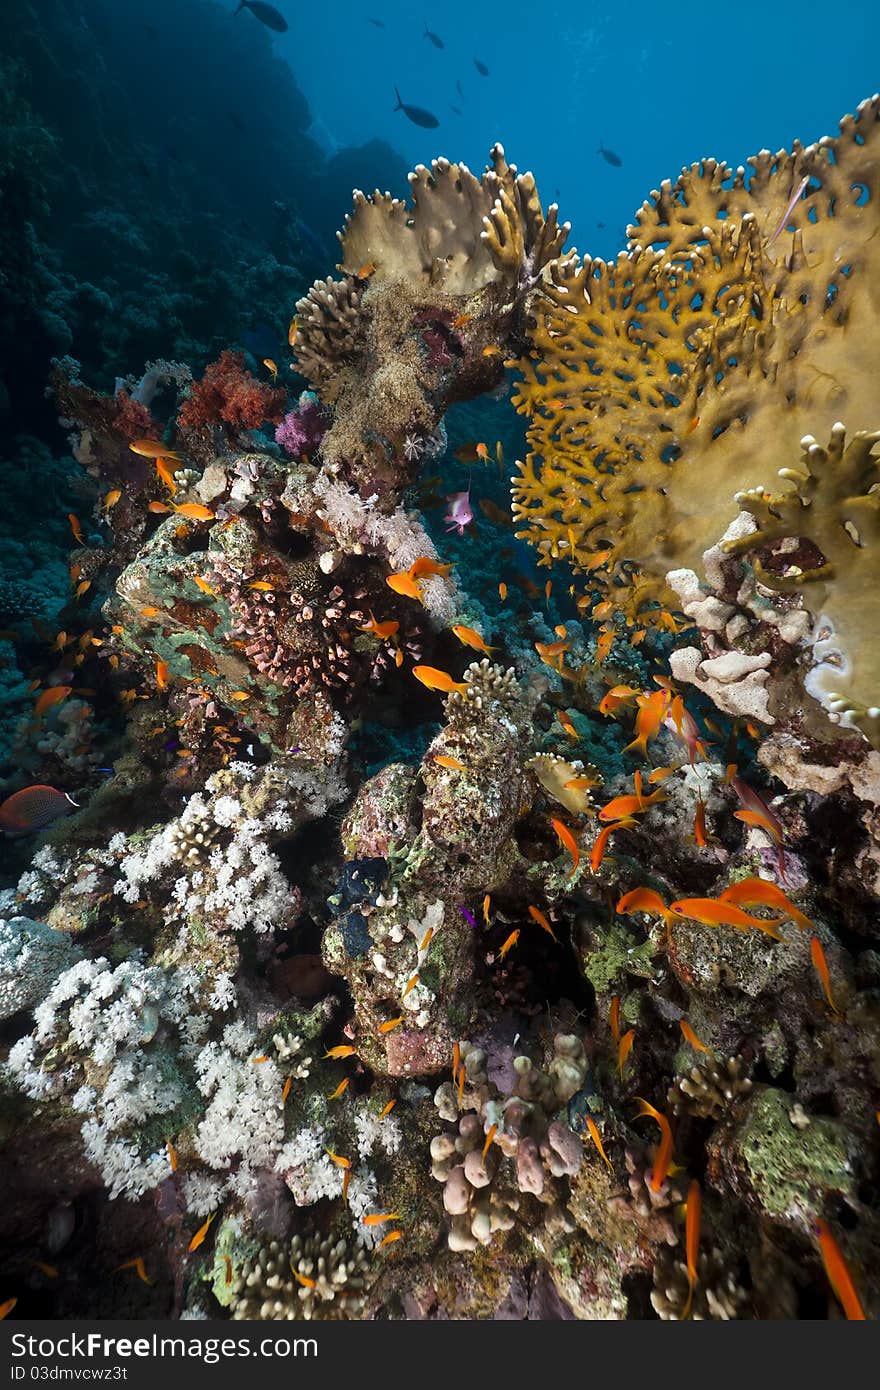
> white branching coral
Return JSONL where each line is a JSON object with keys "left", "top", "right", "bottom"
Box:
{"left": 193, "top": 1024, "right": 285, "bottom": 1173}
{"left": 114, "top": 787, "right": 294, "bottom": 936}
{"left": 5, "top": 955, "right": 233, "bottom": 1200}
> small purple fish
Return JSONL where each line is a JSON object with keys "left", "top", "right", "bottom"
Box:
{"left": 444, "top": 488, "right": 473, "bottom": 537}
{"left": 457, "top": 905, "right": 477, "bottom": 928}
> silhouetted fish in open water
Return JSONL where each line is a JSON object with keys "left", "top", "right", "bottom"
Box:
{"left": 456, "top": 78, "right": 464, "bottom": 97}
{"left": 235, "top": 1, "right": 288, "bottom": 32}
{"left": 424, "top": 22, "right": 444, "bottom": 48}
{"left": 393, "top": 87, "right": 439, "bottom": 129}
{"left": 368, "top": 16, "right": 385, "bottom": 26}
{"left": 450, "top": 104, "right": 462, "bottom": 115}
{"left": 598, "top": 142, "right": 622, "bottom": 167}
{"left": 474, "top": 58, "right": 489, "bottom": 75}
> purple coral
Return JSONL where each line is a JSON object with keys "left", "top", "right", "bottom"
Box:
{"left": 275, "top": 394, "right": 329, "bottom": 460}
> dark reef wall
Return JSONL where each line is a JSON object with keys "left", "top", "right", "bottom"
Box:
{"left": 0, "top": 0, "right": 409, "bottom": 443}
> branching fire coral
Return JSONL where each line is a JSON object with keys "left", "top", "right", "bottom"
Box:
{"left": 510, "top": 96, "right": 880, "bottom": 633}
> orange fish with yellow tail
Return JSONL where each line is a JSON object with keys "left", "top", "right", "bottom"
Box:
{"left": 451, "top": 624, "right": 494, "bottom": 655}
{"left": 386, "top": 571, "right": 424, "bottom": 602}
{"left": 584, "top": 1116, "right": 612, "bottom": 1169}
{"left": 634, "top": 1097, "right": 674, "bottom": 1191}
{"left": 412, "top": 665, "right": 467, "bottom": 694}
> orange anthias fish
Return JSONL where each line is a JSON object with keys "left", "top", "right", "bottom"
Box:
{"left": 434, "top": 754, "right": 466, "bottom": 771}
{"left": 550, "top": 818, "right": 580, "bottom": 877}
{"left": 116, "top": 1257, "right": 152, "bottom": 1285}
{"left": 452, "top": 312, "right": 472, "bottom": 329}
{"left": 324, "top": 1148, "right": 352, "bottom": 1170}
{"left": 528, "top": 904, "right": 558, "bottom": 940}
{"left": 670, "top": 897, "right": 786, "bottom": 941}
{"left": 599, "top": 784, "right": 666, "bottom": 824}
{"left": 598, "top": 685, "right": 641, "bottom": 719}
{"left": 409, "top": 557, "right": 453, "bottom": 580}
{"left": 288, "top": 316, "right": 299, "bottom": 348}
{"left": 323, "top": 1044, "right": 358, "bottom": 1060}
{"left": 536, "top": 639, "right": 570, "bottom": 666}
{"left": 499, "top": 928, "right": 520, "bottom": 959}
{"left": 155, "top": 660, "right": 169, "bottom": 691}
{"left": 155, "top": 458, "right": 177, "bottom": 494}
{"left": 103, "top": 488, "right": 122, "bottom": 510}
{"left": 413, "top": 665, "right": 467, "bottom": 694}
{"left": 263, "top": 358, "right": 278, "bottom": 380}
{"left": 609, "top": 996, "right": 620, "bottom": 1047}
{"left": 362, "top": 1213, "right": 402, "bottom": 1226}
{"left": 0, "top": 1298, "right": 18, "bottom": 1319}
{"left": 595, "top": 627, "right": 614, "bottom": 667}
{"left": 379, "top": 1016, "right": 403, "bottom": 1033}
{"left": 402, "top": 973, "right": 419, "bottom": 998}
{"left": 584, "top": 1116, "right": 613, "bottom": 1169}
{"left": 556, "top": 709, "right": 579, "bottom": 742}
{"left": 377, "top": 1230, "right": 403, "bottom": 1249}
{"left": 693, "top": 799, "right": 715, "bottom": 847}
{"left": 590, "top": 819, "right": 637, "bottom": 872}
{"left": 378, "top": 1100, "right": 396, "bottom": 1120}
{"left": 0, "top": 785, "right": 77, "bottom": 834}
{"left": 810, "top": 936, "right": 839, "bottom": 1014}
{"left": 498, "top": 582, "right": 507, "bottom": 601}
{"left": 625, "top": 689, "right": 670, "bottom": 758}
{"left": 193, "top": 576, "right": 217, "bottom": 596}
{"left": 680, "top": 1020, "right": 711, "bottom": 1054}
{"left": 718, "top": 878, "right": 814, "bottom": 932}
{"left": 634, "top": 1097, "right": 674, "bottom": 1191}
{"left": 129, "top": 439, "right": 180, "bottom": 459}
{"left": 327, "top": 1077, "right": 350, "bottom": 1100}
{"left": 814, "top": 1218, "right": 866, "bottom": 1319}
{"left": 482, "top": 1124, "right": 498, "bottom": 1161}
{"left": 68, "top": 513, "right": 85, "bottom": 545}
{"left": 682, "top": 1179, "right": 702, "bottom": 1319}
{"left": 360, "top": 615, "right": 400, "bottom": 641}
{"left": 386, "top": 571, "right": 424, "bottom": 602}
{"left": 617, "top": 1029, "right": 635, "bottom": 1078}
{"left": 167, "top": 1140, "right": 178, "bottom": 1172}
{"left": 282, "top": 1077, "right": 292, "bottom": 1103}
{"left": 293, "top": 1270, "right": 316, "bottom": 1289}
{"left": 483, "top": 893, "right": 491, "bottom": 925}
{"left": 34, "top": 686, "right": 73, "bottom": 719}
{"left": 452, "top": 624, "right": 494, "bottom": 655}
{"left": 187, "top": 1213, "right": 215, "bottom": 1253}
{"left": 173, "top": 503, "right": 215, "bottom": 521}
{"left": 616, "top": 887, "right": 672, "bottom": 926}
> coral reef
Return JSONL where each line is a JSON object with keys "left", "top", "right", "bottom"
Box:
{"left": 294, "top": 145, "right": 568, "bottom": 491}
{"left": 1, "top": 82, "right": 878, "bottom": 1329}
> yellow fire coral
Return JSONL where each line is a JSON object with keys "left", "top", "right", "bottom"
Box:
{"left": 510, "top": 96, "right": 880, "bottom": 628}
{"left": 724, "top": 423, "right": 880, "bottom": 747}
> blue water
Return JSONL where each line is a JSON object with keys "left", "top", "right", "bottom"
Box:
{"left": 280, "top": 0, "right": 878, "bottom": 259}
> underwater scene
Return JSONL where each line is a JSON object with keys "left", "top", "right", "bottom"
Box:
{"left": 0, "top": 0, "right": 878, "bottom": 1324}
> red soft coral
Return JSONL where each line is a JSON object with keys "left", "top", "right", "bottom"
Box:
{"left": 177, "top": 350, "right": 286, "bottom": 435}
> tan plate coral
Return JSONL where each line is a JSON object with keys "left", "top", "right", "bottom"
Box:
{"left": 294, "top": 145, "right": 568, "bottom": 486}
